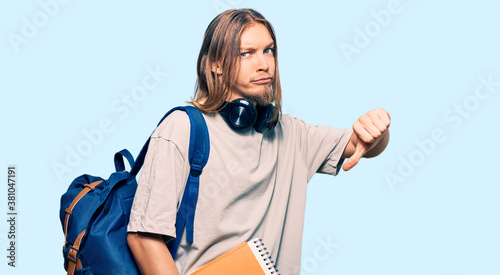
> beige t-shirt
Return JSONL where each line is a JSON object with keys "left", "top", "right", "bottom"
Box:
{"left": 127, "top": 110, "right": 352, "bottom": 274}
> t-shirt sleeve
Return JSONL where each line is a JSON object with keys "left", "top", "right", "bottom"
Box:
{"left": 315, "top": 128, "right": 352, "bottom": 176}
{"left": 127, "top": 111, "right": 190, "bottom": 239}
{"left": 282, "top": 115, "right": 353, "bottom": 181}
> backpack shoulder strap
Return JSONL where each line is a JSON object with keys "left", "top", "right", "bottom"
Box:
{"left": 130, "top": 106, "right": 210, "bottom": 177}
{"left": 129, "top": 106, "right": 210, "bottom": 257}
{"left": 167, "top": 106, "right": 210, "bottom": 257}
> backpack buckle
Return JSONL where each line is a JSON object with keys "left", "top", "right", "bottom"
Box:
{"left": 68, "top": 245, "right": 79, "bottom": 263}
{"left": 190, "top": 161, "right": 203, "bottom": 177}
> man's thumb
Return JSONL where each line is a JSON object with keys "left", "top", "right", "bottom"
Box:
{"left": 342, "top": 143, "right": 367, "bottom": 171}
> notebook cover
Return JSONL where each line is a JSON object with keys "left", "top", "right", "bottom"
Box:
{"left": 190, "top": 239, "right": 274, "bottom": 275}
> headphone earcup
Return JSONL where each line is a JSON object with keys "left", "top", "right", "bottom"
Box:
{"left": 220, "top": 98, "right": 258, "bottom": 131}
{"left": 254, "top": 104, "right": 277, "bottom": 133}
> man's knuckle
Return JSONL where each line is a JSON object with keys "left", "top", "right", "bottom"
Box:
{"left": 361, "top": 136, "right": 372, "bottom": 143}
{"left": 359, "top": 115, "right": 369, "bottom": 123}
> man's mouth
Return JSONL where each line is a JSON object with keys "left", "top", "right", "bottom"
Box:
{"left": 252, "top": 77, "right": 272, "bottom": 84}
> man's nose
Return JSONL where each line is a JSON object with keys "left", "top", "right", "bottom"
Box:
{"left": 256, "top": 53, "right": 269, "bottom": 71}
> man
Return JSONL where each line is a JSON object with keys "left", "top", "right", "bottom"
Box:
{"left": 127, "top": 8, "right": 390, "bottom": 275}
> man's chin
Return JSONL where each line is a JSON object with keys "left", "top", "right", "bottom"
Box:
{"left": 247, "top": 91, "right": 274, "bottom": 106}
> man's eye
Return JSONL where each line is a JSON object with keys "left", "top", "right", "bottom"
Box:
{"left": 264, "top": 48, "right": 274, "bottom": 54}
{"left": 241, "top": 52, "right": 250, "bottom": 57}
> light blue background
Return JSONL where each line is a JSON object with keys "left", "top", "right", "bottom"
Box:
{"left": 1, "top": 0, "right": 499, "bottom": 274}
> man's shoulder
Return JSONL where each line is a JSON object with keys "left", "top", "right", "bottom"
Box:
{"left": 277, "top": 113, "right": 352, "bottom": 140}
{"left": 152, "top": 109, "right": 191, "bottom": 139}
{"left": 277, "top": 113, "right": 307, "bottom": 130}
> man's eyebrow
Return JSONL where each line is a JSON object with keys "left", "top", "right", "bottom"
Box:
{"left": 240, "top": 41, "right": 275, "bottom": 51}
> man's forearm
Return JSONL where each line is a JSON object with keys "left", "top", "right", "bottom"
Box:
{"left": 127, "top": 232, "right": 179, "bottom": 275}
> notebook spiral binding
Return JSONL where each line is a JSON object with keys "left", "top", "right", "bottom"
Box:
{"left": 251, "top": 238, "right": 280, "bottom": 275}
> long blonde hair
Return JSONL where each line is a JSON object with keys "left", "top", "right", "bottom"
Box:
{"left": 190, "top": 9, "right": 282, "bottom": 121}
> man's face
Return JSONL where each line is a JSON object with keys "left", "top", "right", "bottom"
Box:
{"left": 229, "top": 23, "right": 276, "bottom": 106}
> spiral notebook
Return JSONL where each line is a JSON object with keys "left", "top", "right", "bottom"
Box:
{"left": 190, "top": 238, "right": 279, "bottom": 275}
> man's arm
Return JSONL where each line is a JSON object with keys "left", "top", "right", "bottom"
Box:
{"left": 127, "top": 232, "right": 180, "bottom": 275}
{"left": 341, "top": 107, "right": 391, "bottom": 171}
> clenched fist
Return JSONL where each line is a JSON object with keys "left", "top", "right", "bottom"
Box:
{"left": 342, "top": 107, "right": 391, "bottom": 171}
